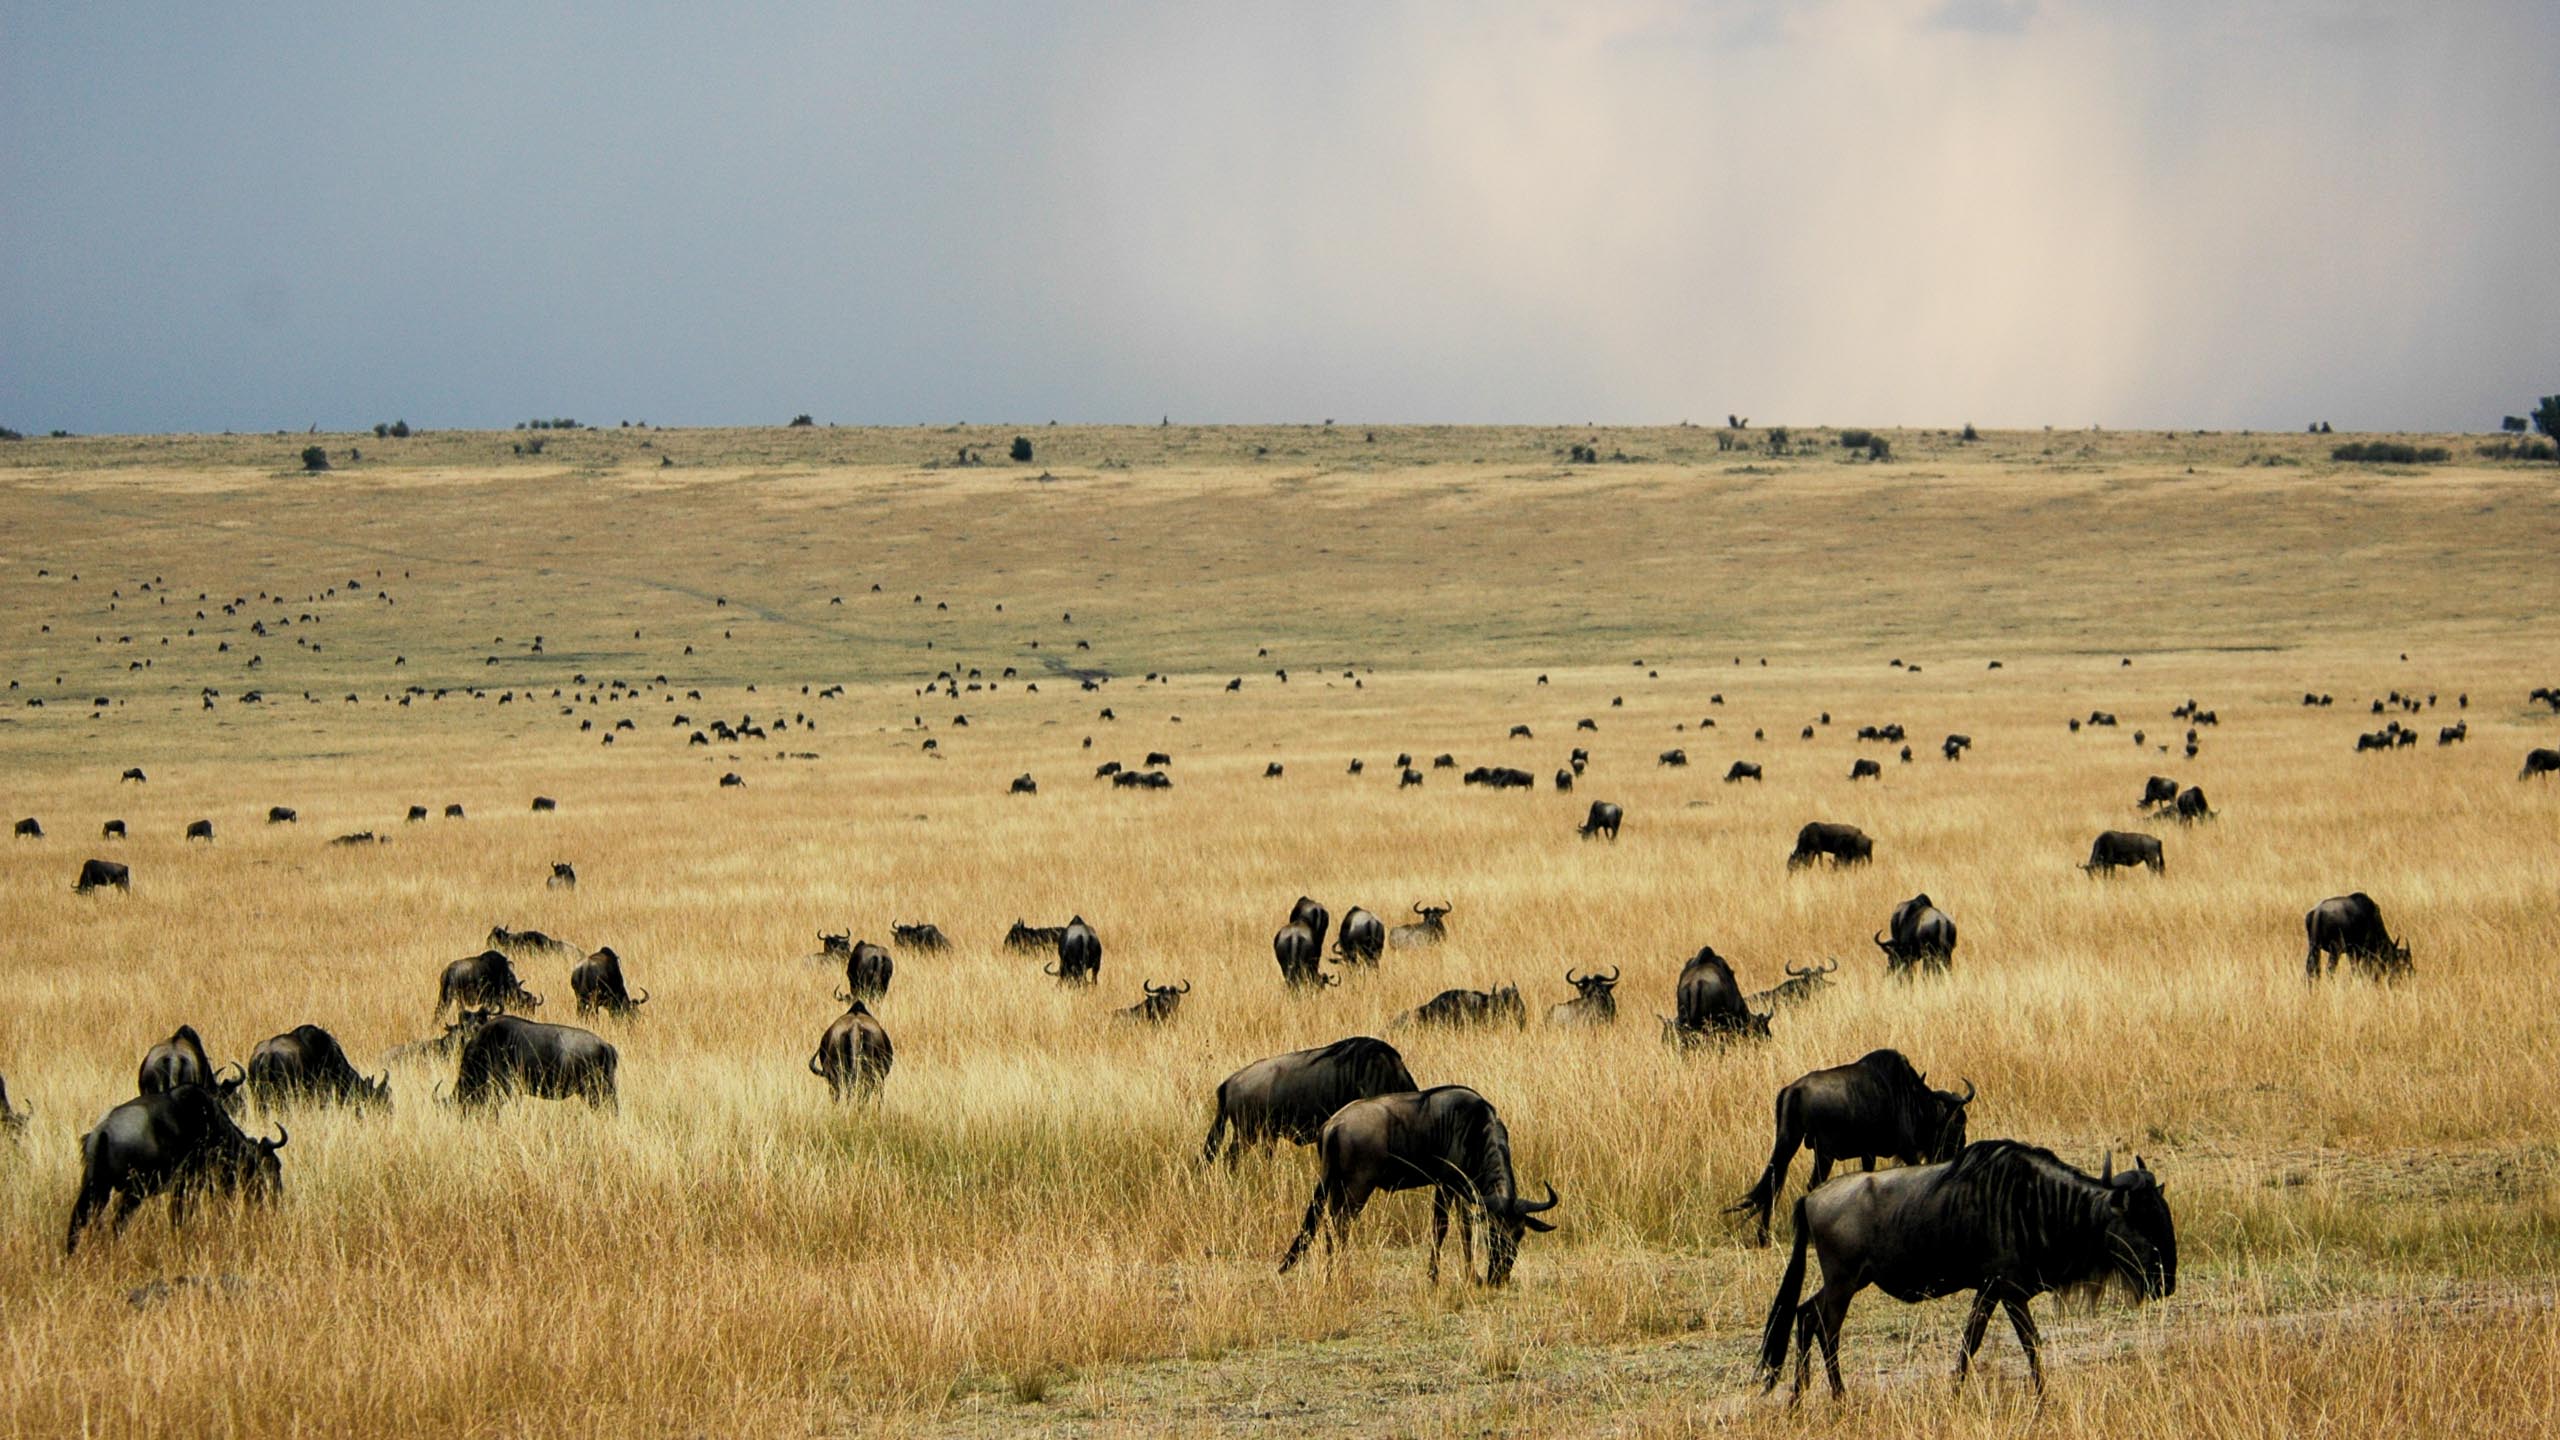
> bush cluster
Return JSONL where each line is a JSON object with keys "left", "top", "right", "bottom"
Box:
{"left": 2331, "top": 441, "right": 2448, "bottom": 464}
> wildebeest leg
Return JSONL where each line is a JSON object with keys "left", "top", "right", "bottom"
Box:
{"left": 112, "top": 1189, "right": 148, "bottom": 1236}
{"left": 1805, "top": 1153, "right": 1834, "bottom": 1191}
{"left": 1802, "top": 1270, "right": 1858, "bottom": 1399}
{"left": 1458, "top": 1200, "right": 1477, "bottom": 1284}
{"left": 1278, "top": 1179, "right": 1329, "bottom": 1273}
{"left": 1858, "top": 1156, "right": 1876, "bottom": 1173}
{"left": 2002, "top": 1295, "right": 2046, "bottom": 1393}
{"left": 1428, "top": 1189, "right": 1449, "bottom": 1283}
{"left": 1954, "top": 1288, "right": 2000, "bottom": 1385}
{"left": 64, "top": 1179, "right": 113, "bottom": 1254}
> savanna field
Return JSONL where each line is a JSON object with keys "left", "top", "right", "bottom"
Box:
{"left": 1, "top": 424, "right": 2556, "bottom": 1437}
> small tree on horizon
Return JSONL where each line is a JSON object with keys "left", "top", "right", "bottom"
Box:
{"left": 299, "top": 445, "right": 330, "bottom": 472}
{"left": 2533, "top": 395, "right": 2560, "bottom": 456}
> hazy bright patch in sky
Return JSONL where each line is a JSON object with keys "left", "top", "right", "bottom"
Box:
{"left": 3, "top": 1, "right": 2553, "bottom": 433}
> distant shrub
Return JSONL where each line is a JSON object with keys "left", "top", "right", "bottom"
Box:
{"left": 1960, "top": 422, "right": 1979, "bottom": 442}
{"left": 390, "top": 419, "right": 410, "bottom": 438}
{"left": 522, "top": 436, "right": 546, "bottom": 455}
{"left": 299, "top": 445, "right": 331, "bottom": 471}
{"left": 1009, "top": 435, "right": 1033, "bottom": 462}
{"left": 2331, "top": 441, "right": 2447, "bottom": 464}
{"left": 788, "top": 414, "right": 815, "bottom": 428}
{"left": 525, "top": 418, "right": 580, "bottom": 431}
{"left": 2479, "top": 438, "right": 2556, "bottom": 461}
{"left": 373, "top": 423, "right": 389, "bottom": 438}
{"left": 0, "top": 425, "right": 21, "bottom": 441}
{"left": 1838, "top": 428, "right": 1874, "bottom": 450}
{"left": 2536, "top": 395, "right": 2560, "bottom": 451}
{"left": 1866, "top": 435, "right": 1892, "bottom": 462}
{"left": 1765, "top": 428, "right": 1791, "bottom": 456}
{"left": 2502, "top": 415, "right": 2528, "bottom": 433}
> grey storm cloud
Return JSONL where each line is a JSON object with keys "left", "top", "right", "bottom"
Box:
{"left": 2, "top": 0, "right": 2552, "bottom": 434}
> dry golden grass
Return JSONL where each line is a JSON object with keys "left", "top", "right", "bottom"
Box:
{"left": 0, "top": 426, "right": 2555, "bottom": 1436}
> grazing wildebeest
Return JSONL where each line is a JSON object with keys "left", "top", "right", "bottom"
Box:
{"left": 75, "top": 858, "right": 130, "bottom": 893}
{"left": 2139, "top": 775, "right": 2179, "bottom": 809}
{"left": 1874, "top": 894, "right": 1958, "bottom": 975}
{"left": 1273, "top": 921, "right": 1336, "bottom": 990}
{"left": 1432, "top": 754, "right": 1457, "bottom": 769}
{"left": 266, "top": 806, "right": 297, "bottom": 825}
{"left": 836, "top": 940, "right": 894, "bottom": 1001}
{"left": 2523, "top": 748, "right": 2560, "bottom": 780}
{"left": 246, "top": 1025, "right": 390, "bottom": 1112}
{"left": 1746, "top": 959, "right": 1839, "bottom": 1011}
{"left": 1554, "top": 768, "right": 1574, "bottom": 791}
{"left": 547, "top": 862, "right": 577, "bottom": 889}
{"left": 1787, "top": 822, "right": 1872, "bottom": 869}
{"left": 184, "top": 819, "right": 214, "bottom": 842}
{"left": 435, "top": 950, "right": 541, "bottom": 1018}
{"left": 13, "top": 817, "right": 42, "bottom": 839}
{"left": 1010, "top": 773, "right": 1038, "bottom": 794}
{"left": 1398, "top": 767, "right": 1424, "bottom": 788}
{"left": 891, "top": 921, "right": 951, "bottom": 952}
{"left": 1277, "top": 1086, "right": 1559, "bottom": 1285}
{"left": 1005, "top": 920, "right": 1067, "bottom": 952}
{"left": 1849, "top": 758, "right": 1881, "bottom": 780}
{"left": 1509, "top": 724, "right": 1532, "bottom": 739}
{"left": 1576, "top": 801, "right": 1623, "bottom": 840}
{"left": 137, "top": 1026, "right": 244, "bottom": 1110}
{"left": 1289, "top": 896, "right": 1333, "bottom": 954}
{"left": 1659, "top": 748, "right": 1688, "bottom": 767}
{"left": 1729, "top": 1050, "right": 1974, "bottom": 1244}
{"left": 530, "top": 796, "right": 557, "bottom": 812}
{"left": 1396, "top": 985, "right": 1527, "bottom": 1030}
{"left": 101, "top": 819, "right": 126, "bottom": 838}
{"left": 488, "top": 925, "right": 578, "bottom": 959}
{"left": 1094, "top": 760, "right": 1122, "bottom": 778}
{"left": 719, "top": 772, "right": 745, "bottom": 788}
{"left": 122, "top": 767, "right": 147, "bottom": 783}
{"left": 2170, "top": 785, "right": 2212, "bottom": 821}
{"left": 1390, "top": 903, "right": 1452, "bottom": 949}
{"left": 1758, "top": 1143, "right": 2175, "bottom": 1399}
{"left": 571, "top": 946, "right": 649, "bottom": 1015}
{"left": 451, "top": 1016, "right": 617, "bottom": 1110}
{"left": 1569, "top": 746, "right": 1589, "bottom": 771}
{"left": 1146, "top": 750, "right": 1173, "bottom": 767}
{"left": 2304, "top": 893, "right": 2411, "bottom": 980}
{"left": 2083, "top": 830, "right": 2164, "bottom": 874}
{"left": 64, "top": 1085, "right": 285, "bottom": 1254}
{"left": 1115, "top": 978, "right": 1190, "bottom": 1024}
{"left": 1663, "top": 946, "right": 1771, "bottom": 1045}
{"left": 1546, "top": 967, "right": 1620, "bottom": 1026}
{"left": 1725, "top": 761, "right": 1763, "bottom": 783}
{"left": 1047, "top": 916, "right": 1101, "bottom": 984}
{"left": 2355, "top": 730, "right": 2395, "bottom": 752}
{"left": 809, "top": 1001, "right": 893, "bottom": 1100}
{"left": 1334, "top": 907, "right": 1386, "bottom": 964}
{"left": 1202, "top": 1035, "right": 1418, "bottom": 1165}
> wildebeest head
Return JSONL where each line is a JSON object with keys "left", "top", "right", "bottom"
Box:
{"left": 1924, "top": 1074, "right": 1978, "bottom": 1160}
{"left": 818, "top": 931, "right": 853, "bottom": 957}
{"left": 2098, "top": 1152, "right": 2178, "bottom": 1298}
{"left": 1566, "top": 967, "right": 1619, "bottom": 1003}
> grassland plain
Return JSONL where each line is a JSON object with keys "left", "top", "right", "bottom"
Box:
{"left": 0, "top": 426, "right": 2555, "bottom": 1437}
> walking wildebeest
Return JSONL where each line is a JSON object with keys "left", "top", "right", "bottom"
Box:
{"left": 451, "top": 1016, "right": 618, "bottom": 1110}
{"left": 2523, "top": 747, "right": 2560, "bottom": 780}
{"left": 2083, "top": 830, "right": 2164, "bottom": 874}
{"left": 1787, "top": 822, "right": 1872, "bottom": 869}
{"left": 75, "top": 858, "right": 129, "bottom": 893}
{"left": 435, "top": 950, "right": 541, "bottom": 1018}
{"left": 137, "top": 1026, "right": 244, "bottom": 1110}
{"left": 809, "top": 1001, "right": 893, "bottom": 1100}
{"left": 571, "top": 946, "right": 649, "bottom": 1015}
{"left": 1274, "top": 920, "right": 1337, "bottom": 990}
{"left": 1390, "top": 903, "right": 1452, "bottom": 949}
{"left": 1663, "top": 946, "right": 1772, "bottom": 1044}
{"left": 1874, "top": 894, "right": 1957, "bottom": 975}
{"left": 837, "top": 940, "right": 894, "bottom": 1001}
{"left": 547, "top": 862, "right": 577, "bottom": 889}
{"left": 1334, "top": 907, "right": 1386, "bottom": 964}
{"left": 1201, "top": 1036, "right": 1419, "bottom": 1165}
{"left": 1758, "top": 1143, "right": 2176, "bottom": 1399}
{"left": 1004, "top": 920, "right": 1068, "bottom": 953}
{"left": 1395, "top": 985, "right": 1526, "bottom": 1030}
{"left": 1849, "top": 758, "right": 1881, "bottom": 781}
{"left": 64, "top": 1085, "right": 286, "bottom": 1254}
{"left": 1577, "top": 801, "right": 1623, "bottom": 840}
{"left": 1729, "top": 1050, "right": 1974, "bottom": 1244}
{"left": 488, "top": 924, "right": 579, "bottom": 959}
{"left": 184, "top": 819, "right": 213, "bottom": 842}
{"left": 1659, "top": 748, "right": 1688, "bottom": 767}
{"left": 2304, "top": 892, "right": 2412, "bottom": 979}
{"left": 1115, "top": 978, "right": 1191, "bottom": 1024}
{"left": 1725, "top": 761, "right": 1763, "bottom": 783}
{"left": 1277, "top": 1086, "right": 1559, "bottom": 1285}
{"left": 1746, "top": 959, "right": 1839, "bottom": 1011}
{"left": 891, "top": 921, "right": 951, "bottom": 952}
{"left": 1546, "top": 967, "right": 1620, "bottom": 1026}
{"left": 246, "top": 1025, "right": 390, "bottom": 1112}
{"left": 1047, "top": 916, "right": 1101, "bottom": 984}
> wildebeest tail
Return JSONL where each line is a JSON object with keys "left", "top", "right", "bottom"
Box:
{"left": 1758, "top": 1198, "right": 1812, "bottom": 1378}
{"left": 1200, "top": 1088, "right": 1229, "bottom": 1165}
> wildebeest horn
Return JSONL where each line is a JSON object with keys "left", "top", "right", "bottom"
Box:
{"left": 1817, "top": 958, "right": 1838, "bottom": 975}
{"left": 1602, "top": 965, "right": 1619, "bottom": 983}
{"left": 1958, "top": 1077, "right": 1976, "bottom": 1105}
{"left": 1042, "top": 960, "right": 1061, "bottom": 976}
{"left": 808, "top": 1054, "right": 824, "bottom": 1077}
{"left": 218, "top": 1060, "right": 246, "bottom": 1084}
{"left": 2101, "top": 1149, "right": 2114, "bottom": 1182}
{"left": 1872, "top": 929, "right": 1893, "bottom": 953}
{"left": 1564, "top": 967, "right": 1582, "bottom": 986}
{"left": 833, "top": 987, "right": 853, "bottom": 1003}
{"left": 263, "top": 1123, "right": 288, "bottom": 1150}
{"left": 631, "top": 988, "right": 650, "bottom": 1006}
{"left": 1176, "top": 979, "right": 1192, "bottom": 993}
{"left": 1785, "top": 961, "right": 1810, "bottom": 978}
{"left": 1412, "top": 902, "right": 1428, "bottom": 915}
{"left": 1519, "top": 1183, "right": 1559, "bottom": 1214}
{"left": 434, "top": 1082, "right": 451, "bottom": 1105}
{"left": 524, "top": 991, "right": 544, "bottom": 1008}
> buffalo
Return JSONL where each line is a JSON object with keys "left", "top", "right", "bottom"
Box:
{"left": 1278, "top": 1086, "right": 1559, "bottom": 1285}
{"left": 1047, "top": 916, "right": 1101, "bottom": 984}
{"left": 1201, "top": 1035, "right": 1418, "bottom": 1165}
{"left": 891, "top": 921, "right": 951, "bottom": 952}
{"left": 246, "top": 1025, "right": 390, "bottom": 1112}
{"left": 2304, "top": 892, "right": 2411, "bottom": 980}
{"left": 435, "top": 950, "right": 541, "bottom": 1018}
{"left": 1746, "top": 959, "right": 1839, "bottom": 1011}
{"left": 138, "top": 1025, "right": 244, "bottom": 1110}
{"left": 1874, "top": 894, "right": 1957, "bottom": 975}
{"left": 1334, "top": 907, "right": 1386, "bottom": 964}
{"left": 1546, "top": 967, "right": 1620, "bottom": 1026}
{"left": 1394, "top": 985, "right": 1526, "bottom": 1030}
{"left": 1115, "top": 978, "right": 1191, "bottom": 1024}
{"left": 1730, "top": 1049, "right": 1973, "bottom": 1245}
{"left": 2083, "top": 830, "right": 2164, "bottom": 874}
{"left": 1390, "top": 903, "right": 1452, "bottom": 949}
{"left": 65, "top": 1085, "right": 285, "bottom": 1254}
{"left": 1663, "top": 946, "right": 1771, "bottom": 1044}
{"left": 1759, "top": 1143, "right": 2174, "bottom": 1399}
{"left": 451, "top": 1016, "right": 618, "bottom": 1109}
{"left": 1725, "top": 761, "right": 1763, "bottom": 783}
{"left": 809, "top": 1001, "right": 893, "bottom": 1100}
{"left": 75, "top": 858, "right": 129, "bottom": 893}
{"left": 1787, "top": 822, "right": 1872, "bottom": 869}
{"left": 571, "top": 946, "right": 650, "bottom": 1015}
{"left": 1577, "top": 801, "right": 1623, "bottom": 840}
{"left": 837, "top": 940, "right": 894, "bottom": 1001}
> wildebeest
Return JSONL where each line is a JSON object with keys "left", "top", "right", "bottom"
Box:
{"left": 246, "top": 1025, "right": 390, "bottom": 1112}
{"left": 1553, "top": 768, "right": 1574, "bottom": 791}
{"left": 184, "top": 819, "right": 214, "bottom": 842}
{"left": 1659, "top": 748, "right": 1688, "bottom": 767}
{"left": 406, "top": 805, "right": 430, "bottom": 822}
{"left": 1047, "top": 915, "right": 1101, "bottom": 984}
{"left": 1849, "top": 758, "right": 1881, "bottom": 780}
{"left": 2139, "top": 775, "right": 2179, "bottom": 809}
{"left": 836, "top": 940, "right": 894, "bottom": 1001}
{"left": 530, "top": 795, "right": 557, "bottom": 812}
{"left": 1390, "top": 903, "right": 1452, "bottom": 949}
{"left": 1010, "top": 772, "right": 1038, "bottom": 794}
{"left": 122, "top": 767, "right": 147, "bottom": 783}
{"left": 1508, "top": 723, "right": 1532, "bottom": 738}
{"left": 571, "top": 946, "right": 649, "bottom": 1015}
{"left": 2437, "top": 722, "right": 2466, "bottom": 745}
{"left": 13, "top": 817, "right": 42, "bottom": 838}
{"left": 1577, "top": 801, "right": 1622, "bottom": 840}
{"left": 1395, "top": 985, "right": 1526, "bottom": 1030}
{"left": 75, "top": 858, "right": 130, "bottom": 893}
{"left": 1758, "top": 1143, "right": 2175, "bottom": 1398}
{"left": 487, "top": 924, "right": 579, "bottom": 959}
{"left": 267, "top": 806, "right": 297, "bottom": 824}
{"left": 2083, "top": 830, "right": 2164, "bottom": 874}
{"left": 1729, "top": 1050, "right": 1974, "bottom": 1245}
{"left": 2304, "top": 892, "right": 2411, "bottom": 979}
{"left": 101, "top": 819, "right": 126, "bottom": 839}
{"left": 1277, "top": 1086, "right": 1559, "bottom": 1285}
{"left": 809, "top": 1001, "right": 893, "bottom": 1100}
{"left": 0, "top": 1071, "right": 25, "bottom": 1134}
{"left": 1288, "top": 896, "right": 1333, "bottom": 954}
{"left": 1432, "top": 753, "right": 1457, "bottom": 769}
{"left": 1725, "top": 761, "right": 1763, "bottom": 783}
{"left": 1112, "top": 769, "right": 1173, "bottom": 789}
{"left": 1115, "top": 978, "right": 1191, "bottom": 1024}
{"left": 1663, "top": 946, "right": 1771, "bottom": 1044}
{"left": 1746, "top": 959, "right": 1839, "bottom": 1011}
{"left": 137, "top": 1025, "right": 244, "bottom": 1110}
{"left": 1334, "top": 907, "right": 1386, "bottom": 964}
{"left": 547, "top": 862, "right": 577, "bottom": 889}
{"left": 64, "top": 1085, "right": 286, "bottom": 1254}
{"left": 1398, "top": 767, "right": 1424, "bottom": 787}
{"left": 1787, "top": 822, "right": 1872, "bottom": 869}
{"left": 1145, "top": 750, "right": 1173, "bottom": 767}
{"left": 379, "top": 1007, "right": 499, "bottom": 1066}
{"left": 891, "top": 921, "right": 951, "bottom": 952}
{"left": 435, "top": 950, "right": 542, "bottom": 1018}
{"left": 1201, "top": 1035, "right": 1419, "bottom": 1164}
{"left": 1546, "top": 967, "right": 1620, "bottom": 1026}
{"left": 1874, "top": 894, "right": 1957, "bottom": 975}
{"left": 1094, "top": 760, "right": 1122, "bottom": 778}
{"left": 1273, "top": 920, "right": 1337, "bottom": 990}
{"left": 1004, "top": 920, "right": 1067, "bottom": 952}
{"left": 2523, "top": 748, "right": 2560, "bottom": 780}
{"left": 719, "top": 772, "right": 745, "bottom": 787}
{"left": 2169, "top": 785, "right": 2212, "bottom": 821}
{"left": 451, "top": 1016, "right": 618, "bottom": 1109}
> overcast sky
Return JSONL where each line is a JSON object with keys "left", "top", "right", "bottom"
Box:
{"left": 4, "top": 1, "right": 2553, "bottom": 435}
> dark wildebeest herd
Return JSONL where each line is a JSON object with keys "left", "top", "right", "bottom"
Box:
{"left": 11, "top": 654, "right": 2547, "bottom": 1408}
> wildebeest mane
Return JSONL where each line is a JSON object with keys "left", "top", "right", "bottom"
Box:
{"left": 1923, "top": 1140, "right": 2118, "bottom": 1283}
